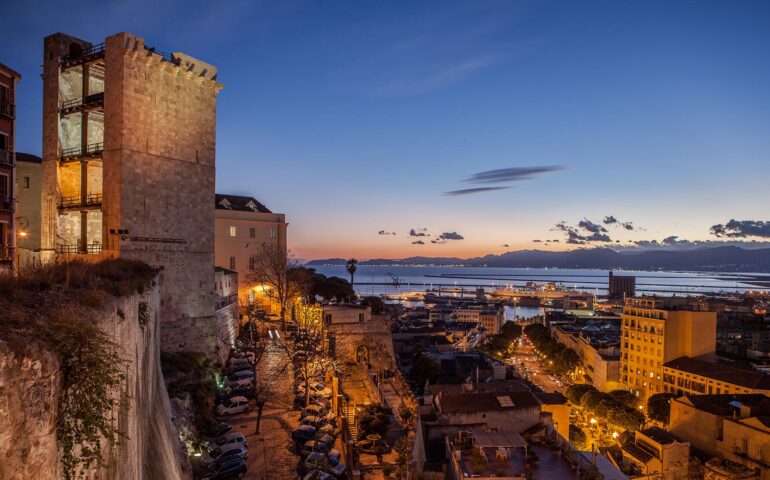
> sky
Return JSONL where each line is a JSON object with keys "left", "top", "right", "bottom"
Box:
{"left": 2, "top": 0, "right": 770, "bottom": 260}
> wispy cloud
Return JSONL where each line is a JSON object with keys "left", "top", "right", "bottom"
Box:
{"left": 409, "top": 228, "right": 430, "bottom": 237}
{"left": 444, "top": 186, "right": 511, "bottom": 196}
{"left": 412, "top": 240, "right": 425, "bottom": 245}
{"left": 463, "top": 166, "right": 565, "bottom": 184}
{"left": 377, "top": 53, "right": 500, "bottom": 95}
{"left": 378, "top": 230, "right": 397, "bottom": 236}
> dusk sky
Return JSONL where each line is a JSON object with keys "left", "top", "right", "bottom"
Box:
{"left": 3, "top": 0, "right": 770, "bottom": 260}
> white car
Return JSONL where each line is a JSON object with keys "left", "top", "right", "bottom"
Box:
{"left": 203, "top": 443, "right": 248, "bottom": 466}
{"left": 208, "top": 432, "right": 248, "bottom": 452}
{"left": 216, "top": 396, "right": 250, "bottom": 416}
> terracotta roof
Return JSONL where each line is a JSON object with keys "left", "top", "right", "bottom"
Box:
{"left": 15, "top": 153, "right": 42, "bottom": 163}
{"left": 639, "top": 426, "right": 678, "bottom": 445}
{"left": 215, "top": 193, "right": 272, "bottom": 213}
{"left": 0, "top": 63, "right": 21, "bottom": 79}
{"left": 439, "top": 391, "right": 540, "bottom": 414}
{"left": 664, "top": 356, "right": 770, "bottom": 390}
{"left": 535, "top": 392, "right": 568, "bottom": 405}
{"left": 679, "top": 394, "right": 770, "bottom": 417}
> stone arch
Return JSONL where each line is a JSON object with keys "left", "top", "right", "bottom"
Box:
{"left": 356, "top": 344, "right": 370, "bottom": 365}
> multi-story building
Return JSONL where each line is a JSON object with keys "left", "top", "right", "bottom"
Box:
{"left": 619, "top": 427, "right": 690, "bottom": 480}
{"left": 14, "top": 153, "right": 42, "bottom": 269}
{"left": 0, "top": 63, "right": 21, "bottom": 270}
{"left": 214, "top": 193, "right": 287, "bottom": 304}
{"left": 621, "top": 297, "right": 717, "bottom": 401}
{"left": 577, "top": 332, "right": 622, "bottom": 392}
{"left": 669, "top": 394, "right": 770, "bottom": 480}
{"left": 609, "top": 271, "right": 636, "bottom": 298}
{"left": 662, "top": 356, "right": 770, "bottom": 396}
{"left": 450, "top": 304, "right": 504, "bottom": 334}
{"left": 41, "top": 32, "right": 223, "bottom": 355}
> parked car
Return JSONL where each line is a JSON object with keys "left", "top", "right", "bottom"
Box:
{"left": 226, "top": 386, "right": 255, "bottom": 399}
{"left": 302, "top": 471, "right": 333, "bottom": 480}
{"left": 199, "top": 457, "right": 247, "bottom": 480}
{"left": 229, "top": 358, "right": 254, "bottom": 370}
{"left": 303, "top": 452, "right": 327, "bottom": 473}
{"left": 327, "top": 459, "right": 346, "bottom": 477}
{"left": 205, "top": 422, "right": 232, "bottom": 439}
{"left": 300, "top": 415, "right": 326, "bottom": 428}
{"left": 208, "top": 432, "right": 248, "bottom": 451}
{"left": 229, "top": 377, "right": 254, "bottom": 389}
{"left": 301, "top": 440, "right": 332, "bottom": 457}
{"left": 216, "top": 396, "right": 250, "bottom": 416}
{"left": 302, "top": 404, "right": 327, "bottom": 418}
{"left": 203, "top": 444, "right": 248, "bottom": 466}
{"left": 228, "top": 370, "right": 254, "bottom": 382}
{"left": 292, "top": 425, "right": 317, "bottom": 443}
{"left": 315, "top": 433, "right": 334, "bottom": 446}
{"left": 316, "top": 424, "right": 335, "bottom": 438}
{"left": 326, "top": 449, "right": 341, "bottom": 465}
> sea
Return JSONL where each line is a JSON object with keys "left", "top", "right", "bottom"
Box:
{"left": 310, "top": 265, "right": 769, "bottom": 320}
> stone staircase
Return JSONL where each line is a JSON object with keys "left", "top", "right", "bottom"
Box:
{"left": 345, "top": 403, "right": 358, "bottom": 440}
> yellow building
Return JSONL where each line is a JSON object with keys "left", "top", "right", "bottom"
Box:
{"left": 620, "top": 427, "right": 690, "bottom": 480}
{"left": 621, "top": 297, "right": 716, "bottom": 401}
{"left": 214, "top": 193, "right": 287, "bottom": 304}
{"left": 663, "top": 356, "right": 770, "bottom": 396}
{"left": 669, "top": 394, "right": 770, "bottom": 480}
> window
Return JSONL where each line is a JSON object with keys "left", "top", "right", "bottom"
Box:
{"left": 0, "top": 173, "right": 8, "bottom": 198}
{"left": 249, "top": 227, "right": 255, "bottom": 238}
{"left": 229, "top": 226, "right": 237, "bottom": 237}
{"left": 358, "top": 313, "right": 364, "bottom": 323}
{"left": 249, "top": 256, "right": 255, "bottom": 270}
{"left": 270, "top": 228, "right": 277, "bottom": 238}
{"left": 229, "top": 257, "right": 236, "bottom": 270}
{"left": 23, "top": 177, "right": 30, "bottom": 189}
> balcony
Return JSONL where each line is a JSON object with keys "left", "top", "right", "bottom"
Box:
{"left": 61, "top": 43, "right": 105, "bottom": 68}
{"left": 0, "top": 196, "right": 13, "bottom": 212}
{"left": 57, "top": 243, "right": 102, "bottom": 255}
{"left": 0, "top": 100, "right": 15, "bottom": 119}
{"left": 60, "top": 142, "right": 103, "bottom": 163}
{"left": 59, "top": 92, "right": 104, "bottom": 116}
{"left": 0, "top": 149, "right": 13, "bottom": 167}
{"left": 58, "top": 193, "right": 102, "bottom": 210}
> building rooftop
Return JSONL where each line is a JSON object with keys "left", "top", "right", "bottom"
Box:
{"left": 439, "top": 391, "right": 540, "bottom": 414}
{"left": 535, "top": 392, "right": 569, "bottom": 405}
{"left": 664, "top": 356, "right": 770, "bottom": 390}
{"left": 679, "top": 394, "right": 770, "bottom": 417}
{"left": 15, "top": 153, "right": 42, "bottom": 163}
{"left": 0, "top": 63, "right": 22, "bottom": 79}
{"left": 215, "top": 193, "right": 272, "bottom": 213}
{"left": 639, "top": 426, "right": 678, "bottom": 445}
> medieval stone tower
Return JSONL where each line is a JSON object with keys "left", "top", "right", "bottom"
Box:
{"left": 41, "top": 32, "right": 224, "bottom": 355}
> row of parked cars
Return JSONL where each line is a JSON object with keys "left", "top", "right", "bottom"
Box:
{"left": 194, "top": 349, "right": 258, "bottom": 479}
{"left": 290, "top": 357, "right": 347, "bottom": 479}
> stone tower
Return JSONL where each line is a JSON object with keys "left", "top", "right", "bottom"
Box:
{"left": 41, "top": 32, "right": 224, "bottom": 355}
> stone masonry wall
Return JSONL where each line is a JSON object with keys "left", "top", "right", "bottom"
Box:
{"left": 0, "top": 280, "right": 189, "bottom": 480}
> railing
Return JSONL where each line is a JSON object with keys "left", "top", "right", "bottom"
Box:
{"left": 60, "top": 92, "right": 104, "bottom": 112}
{"left": 216, "top": 293, "right": 239, "bottom": 310}
{"left": 57, "top": 244, "right": 102, "bottom": 255}
{"left": 0, "top": 196, "right": 13, "bottom": 211}
{"left": 62, "top": 43, "right": 105, "bottom": 64}
{"left": 0, "top": 149, "right": 13, "bottom": 167}
{"left": 0, "top": 100, "right": 15, "bottom": 119}
{"left": 60, "top": 142, "right": 104, "bottom": 160}
{"left": 59, "top": 193, "right": 103, "bottom": 209}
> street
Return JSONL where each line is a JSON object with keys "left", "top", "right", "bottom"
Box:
{"left": 508, "top": 337, "right": 565, "bottom": 394}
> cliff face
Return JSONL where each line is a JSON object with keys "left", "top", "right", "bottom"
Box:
{"left": 0, "top": 280, "right": 190, "bottom": 480}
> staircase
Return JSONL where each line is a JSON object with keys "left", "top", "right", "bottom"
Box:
{"left": 345, "top": 403, "right": 358, "bottom": 440}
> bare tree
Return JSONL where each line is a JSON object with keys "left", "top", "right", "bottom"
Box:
{"left": 277, "top": 304, "right": 331, "bottom": 407}
{"left": 247, "top": 244, "right": 305, "bottom": 330}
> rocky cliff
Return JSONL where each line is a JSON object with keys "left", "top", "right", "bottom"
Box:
{"left": 0, "top": 264, "right": 190, "bottom": 479}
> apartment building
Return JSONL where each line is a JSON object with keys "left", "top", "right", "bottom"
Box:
{"left": 15, "top": 153, "right": 42, "bottom": 269}
{"left": 669, "top": 394, "right": 770, "bottom": 480}
{"left": 663, "top": 356, "right": 770, "bottom": 396}
{"left": 621, "top": 297, "right": 717, "bottom": 401}
{"left": 214, "top": 193, "right": 287, "bottom": 303}
{"left": 41, "top": 32, "right": 223, "bottom": 355}
{"left": 619, "top": 427, "right": 690, "bottom": 480}
{"left": 0, "top": 63, "right": 21, "bottom": 270}
{"left": 450, "top": 304, "right": 504, "bottom": 334}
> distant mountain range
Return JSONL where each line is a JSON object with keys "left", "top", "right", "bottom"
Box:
{"left": 306, "top": 246, "right": 770, "bottom": 272}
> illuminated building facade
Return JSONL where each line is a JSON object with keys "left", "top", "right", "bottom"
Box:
{"left": 0, "top": 63, "right": 21, "bottom": 270}
{"left": 621, "top": 297, "right": 716, "bottom": 401}
{"left": 41, "top": 32, "right": 224, "bottom": 354}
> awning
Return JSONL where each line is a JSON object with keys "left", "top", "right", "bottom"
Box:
{"left": 470, "top": 429, "right": 527, "bottom": 450}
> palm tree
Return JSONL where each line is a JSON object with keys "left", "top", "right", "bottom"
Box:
{"left": 346, "top": 258, "right": 358, "bottom": 286}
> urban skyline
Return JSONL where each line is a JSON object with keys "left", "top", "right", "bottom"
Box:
{"left": 2, "top": 0, "right": 769, "bottom": 260}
